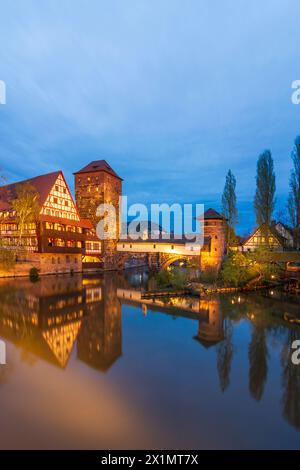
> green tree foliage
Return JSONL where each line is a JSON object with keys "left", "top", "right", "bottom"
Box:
{"left": 247, "top": 246, "right": 279, "bottom": 281}
{"left": 11, "top": 183, "right": 40, "bottom": 248}
{"left": 222, "top": 169, "right": 238, "bottom": 246}
{"left": 221, "top": 247, "right": 279, "bottom": 287}
{"left": 254, "top": 150, "right": 276, "bottom": 226}
{"left": 29, "top": 267, "right": 40, "bottom": 282}
{"left": 156, "top": 266, "right": 188, "bottom": 290}
{"left": 288, "top": 136, "right": 300, "bottom": 249}
{"left": 221, "top": 252, "right": 253, "bottom": 287}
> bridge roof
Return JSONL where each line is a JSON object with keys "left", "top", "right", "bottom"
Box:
{"left": 119, "top": 235, "right": 211, "bottom": 247}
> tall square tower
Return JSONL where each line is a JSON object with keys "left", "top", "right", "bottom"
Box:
{"left": 74, "top": 160, "right": 122, "bottom": 269}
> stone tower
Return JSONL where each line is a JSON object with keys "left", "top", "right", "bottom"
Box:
{"left": 200, "top": 208, "right": 227, "bottom": 272}
{"left": 74, "top": 160, "right": 122, "bottom": 269}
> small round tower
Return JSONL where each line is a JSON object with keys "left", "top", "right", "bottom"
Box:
{"left": 200, "top": 208, "right": 227, "bottom": 272}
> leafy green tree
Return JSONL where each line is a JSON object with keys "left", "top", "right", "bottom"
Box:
{"left": 221, "top": 252, "right": 253, "bottom": 287}
{"left": 288, "top": 136, "right": 300, "bottom": 249}
{"left": 254, "top": 150, "right": 276, "bottom": 226}
{"left": 222, "top": 170, "right": 238, "bottom": 247}
{"left": 221, "top": 247, "right": 278, "bottom": 287}
{"left": 248, "top": 246, "right": 279, "bottom": 282}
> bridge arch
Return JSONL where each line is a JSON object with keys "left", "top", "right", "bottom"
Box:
{"left": 160, "top": 254, "right": 196, "bottom": 270}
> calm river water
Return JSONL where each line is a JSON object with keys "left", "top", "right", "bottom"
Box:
{"left": 0, "top": 270, "right": 299, "bottom": 449}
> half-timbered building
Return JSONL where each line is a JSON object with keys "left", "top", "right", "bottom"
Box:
{"left": 0, "top": 170, "right": 101, "bottom": 274}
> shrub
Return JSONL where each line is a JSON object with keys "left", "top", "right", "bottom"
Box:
{"left": 29, "top": 267, "right": 40, "bottom": 282}
{"left": 156, "top": 267, "right": 188, "bottom": 290}
{"left": 198, "top": 266, "right": 219, "bottom": 284}
{"left": 221, "top": 252, "right": 253, "bottom": 287}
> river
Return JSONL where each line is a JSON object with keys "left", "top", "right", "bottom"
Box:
{"left": 0, "top": 269, "right": 299, "bottom": 449}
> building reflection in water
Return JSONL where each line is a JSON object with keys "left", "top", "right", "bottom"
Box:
{"left": 77, "top": 274, "right": 122, "bottom": 371}
{"left": 0, "top": 272, "right": 300, "bottom": 430}
{"left": 0, "top": 274, "right": 122, "bottom": 370}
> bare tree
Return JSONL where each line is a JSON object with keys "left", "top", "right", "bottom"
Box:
{"left": 288, "top": 136, "right": 300, "bottom": 249}
{"left": 11, "top": 183, "right": 40, "bottom": 249}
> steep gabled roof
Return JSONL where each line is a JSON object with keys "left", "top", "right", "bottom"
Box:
{"left": 273, "top": 220, "right": 293, "bottom": 236}
{"left": 242, "top": 223, "right": 285, "bottom": 246}
{"left": 74, "top": 160, "right": 123, "bottom": 180}
{"left": 204, "top": 208, "right": 225, "bottom": 220}
{"left": 0, "top": 171, "right": 61, "bottom": 210}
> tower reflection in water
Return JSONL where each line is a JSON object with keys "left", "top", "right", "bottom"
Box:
{"left": 0, "top": 272, "right": 300, "bottom": 431}
{"left": 0, "top": 274, "right": 122, "bottom": 370}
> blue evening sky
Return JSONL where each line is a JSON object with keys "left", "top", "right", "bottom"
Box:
{"left": 0, "top": 0, "right": 300, "bottom": 234}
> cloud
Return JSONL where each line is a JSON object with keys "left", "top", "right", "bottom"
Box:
{"left": 0, "top": 0, "right": 299, "bottom": 231}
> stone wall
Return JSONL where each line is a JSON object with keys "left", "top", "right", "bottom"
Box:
{"left": 0, "top": 253, "right": 82, "bottom": 278}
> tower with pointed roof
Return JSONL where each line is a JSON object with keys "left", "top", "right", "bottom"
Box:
{"left": 74, "top": 160, "right": 122, "bottom": 269}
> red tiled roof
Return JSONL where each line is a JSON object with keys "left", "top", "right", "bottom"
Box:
{"left": 0, "top": 171, "right": 61, "bottom": 210}
{"left": 39, "top": 214, "right": 93, "bottom": 229}
{"left": 74, "top": 160, "right": 123, "bottom": 180}
{"left": 196, "top": 208, "right": 226, "bottom": 221}
{"left": 204, "top": 208, "right": 225, "bottom": 220}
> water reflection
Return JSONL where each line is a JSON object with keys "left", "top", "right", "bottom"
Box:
{"left": 0, "top": 270, "right": 300, "bottom": 442}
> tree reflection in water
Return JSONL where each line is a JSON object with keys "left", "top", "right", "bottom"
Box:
{"left": 217, "top": 318, "right": 233, "bottom": 392}
{"left": 0, "top": 273, "right": 300, "bottom": 433}
{"left": 281, "top": 329, "right": 300, "bottom": 430}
